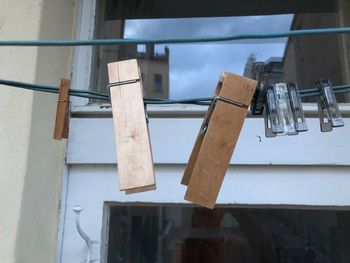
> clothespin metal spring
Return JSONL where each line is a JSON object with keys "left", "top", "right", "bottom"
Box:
{"left": 107, "top": 78, "right": 150, "bottom": 123}
{"left": 107, "top": 79, "right": 139, "bottom": 89}
{"left": 200, "top": 96, "right": 246, "bottom": 135}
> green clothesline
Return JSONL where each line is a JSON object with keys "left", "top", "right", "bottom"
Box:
{"left": 1, "top": 27, "right": 350, "bottom": 46}
{"left": 1, "top": 26, "right": 350, "bottom": 104}
{"left": 1, "top": 79, "right": 349, "bottom": 105}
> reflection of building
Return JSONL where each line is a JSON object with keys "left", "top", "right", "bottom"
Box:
{"left": 244, "top": 56, "right": 284, "bottom": 85}
{"left": 245, "top": 13, "right": 350, "bottom": 102}
{"left": 119, "top": 44, "right": 170, "bottom": 99}
{"left": 94, "top": 20, "right": 169, "bottom": 99}
{"left": 283, "top": 14, "right": 348, "bottom": 102}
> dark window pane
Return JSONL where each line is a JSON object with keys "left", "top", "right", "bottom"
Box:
{"left": 154, "top": 74, "right": 162, "bottom": 93}
{"left": 106, "top": 205, "right": 350, "bottom": 263}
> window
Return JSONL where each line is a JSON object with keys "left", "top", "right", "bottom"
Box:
{"left": 87, "top": 0, "right": 350, "bottom": 103}
{"left": 154, "top": 74, "right": 162, "bottom": 94}
{"left": 105, "top": 204, "right": 350, "bottom": 263}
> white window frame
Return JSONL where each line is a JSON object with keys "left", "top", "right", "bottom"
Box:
{"left": 70, "top": 0, "right": 96, "bottom": 106}
{"left": 70, "top": 0, "right": 350, "bottom": 112}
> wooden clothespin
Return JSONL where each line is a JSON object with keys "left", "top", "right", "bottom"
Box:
{"left": 107, "top": 59, "right": 156, "bottom": 193}
{"left": 181, "top": 72, "right": 257, "bottom": 209}
{"left": 53, "top": 79, "right": 70, "bottom": 140}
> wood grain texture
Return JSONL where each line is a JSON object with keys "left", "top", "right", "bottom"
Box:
{"left": 219, "top": 74, "right": 257, "bottom": 106}
{"left": 181, "top": 133, "right": 204, "bottom": 185}
{"left": 184, "top": 73, "right": 257, "bottom": 208}
{"left": 54, "top": 79, "right": 70, "bottom": 140}
{"left": 108, "top": 59, "right": 155, "bottom": 192}
{"left": 181, "top": 75, "right": 225, "bottom": 186}
{"left": 125, "top": 184, "right": 157, "bottom": 194}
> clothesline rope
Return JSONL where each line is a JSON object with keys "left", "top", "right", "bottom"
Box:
{"left": 1, "top": 27, "right": 350, "bottom": 104}
{"left": 1, "top": 27, "right": 350, "bottom": 46}
{"left": 1, "top": 79, "right": 350, "bottom": 105}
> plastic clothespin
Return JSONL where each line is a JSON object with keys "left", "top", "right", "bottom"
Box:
{"left": 250, "top": 62, "right": 266, "bottom": 115}
{"left": 264, "top": 82, "right": 307, "bottom": 138}
{"left": 250, "top": 60, "right": 282, "bottom": 116}
{"left": 181, "top": 72, "right": 257, "bottom": 209}
{"left": 315, "top": 79, "right": 344, "bottom": 132}
{"left": 107, "top": 59, "right": 156, "bottom": 194}
{"left": 53, "top": 79, "right": 70, "bottom": 140}
{"left": 288, "top": 82, "right": 308, "bottom": 132}
{"left": 264, "top": 85, "right": 282, "bottom": 137}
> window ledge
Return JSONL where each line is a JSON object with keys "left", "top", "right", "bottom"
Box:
{"left": 70, "top": 103, "right": 350, "bottom": 118}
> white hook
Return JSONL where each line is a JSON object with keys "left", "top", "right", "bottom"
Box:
{"left": 73, "top": 206, "right": 98, "bottom": 263}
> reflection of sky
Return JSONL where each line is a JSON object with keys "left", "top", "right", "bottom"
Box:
{"left": 125, "top": 15, "right": 293, "bottom": 99}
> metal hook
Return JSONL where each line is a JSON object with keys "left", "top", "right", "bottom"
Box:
{"left": 73, "top": 206, "right": 98, "bottom": 263}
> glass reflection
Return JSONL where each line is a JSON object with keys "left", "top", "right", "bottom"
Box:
{"left": 106, "top": 206, "right": 350, "bottom": 263}
{"left": 92, "top": 0, "right": 350, "bottom": 102}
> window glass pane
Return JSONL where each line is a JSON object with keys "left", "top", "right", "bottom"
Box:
{"left": 154, "top": 74, "right": 163, "bottom": 93}
{"left": 92, "top": 0, "right": 350, "bottom": 102}
{"left": 106, "top": 205, "right": 350, "bottom": 263}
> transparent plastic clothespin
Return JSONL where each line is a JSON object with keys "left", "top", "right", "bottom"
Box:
{"left": 317, "top": 95, "right": 333, "bottom": 132}
{"left": 316, "top": 79, "right": 344, "bottom": 132}
{"left": 251, "top": 62, "right": 267, "bottom": 115}
{"left": 264, "top": 83, "right": 307, "bottom": 138}
{"left": 264, "top": 86, "right": 283, "bottom": 137}
{"left": 274, "top": 83, "right": 298, "bottom": 136}
{"left": 287, "top": 83, "right": 308, "bottom": 132}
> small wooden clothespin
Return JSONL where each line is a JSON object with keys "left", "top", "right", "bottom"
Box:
{"left": 181, "top": 72, "right": 257, "bottom": 209}
{"left": 53, "top": 79, "right": 70, "bottom": 140}
{"left": 107, "top": 59, "right": 156, "bottom": 194}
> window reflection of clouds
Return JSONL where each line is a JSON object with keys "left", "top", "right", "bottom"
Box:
{"left": 124, "top": 15, "right": 293, "bottom": 39}
{"left": 168, "top": 44, "right": 285, "bottom": 98}
{"left": 124, "top": 15, "right": 293, "bottom": 99}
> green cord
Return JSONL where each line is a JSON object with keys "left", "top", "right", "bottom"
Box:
{"left": 1, "top": 26, "right": 350, "bottom": 103}
{"left": 1, "top": 27, "right": 350, "bottom": 46}
{"left": 1, "top": 79, "right": 350, "bottom": 104}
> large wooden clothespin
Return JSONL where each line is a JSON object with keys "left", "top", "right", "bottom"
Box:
{"left": 53, "top": 79, "right": 70, "bottom": 140}
{"left": 181, "top": 72, "right": 257, "bottom": 209}
{"left": 107, "top": 59, "right": 156, "bottom": 194}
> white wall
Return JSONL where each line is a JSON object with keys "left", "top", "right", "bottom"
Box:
{"left": 0, "top": 0, "right": 42, "bottom": 261}
{"left": 59, "top": 113, "right": 350, "bottom": 262}
{"left": 0, "top": 0, "right": 75, "bottom": 262}
{"left": 67, "top": 116, "right": 350, "bottom": 165}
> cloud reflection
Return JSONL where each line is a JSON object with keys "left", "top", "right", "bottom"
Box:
{"left": 124, "top": 15, "right": 293, "bottom": 98}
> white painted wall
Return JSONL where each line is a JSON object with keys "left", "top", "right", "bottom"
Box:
{"left": 0, "top": 1, "right": 42, "bottom": 261}
{"left": 67, "top": 116, "right": 350, "bottom": 165}
{"left": 59, "top": 113, "right": 350, "bottom": 262}
{"left": 0, "top": 0, "right": 75, "bottom": 262}
{"left": 60, "top": 164, "right": 350, "bottom": 263}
